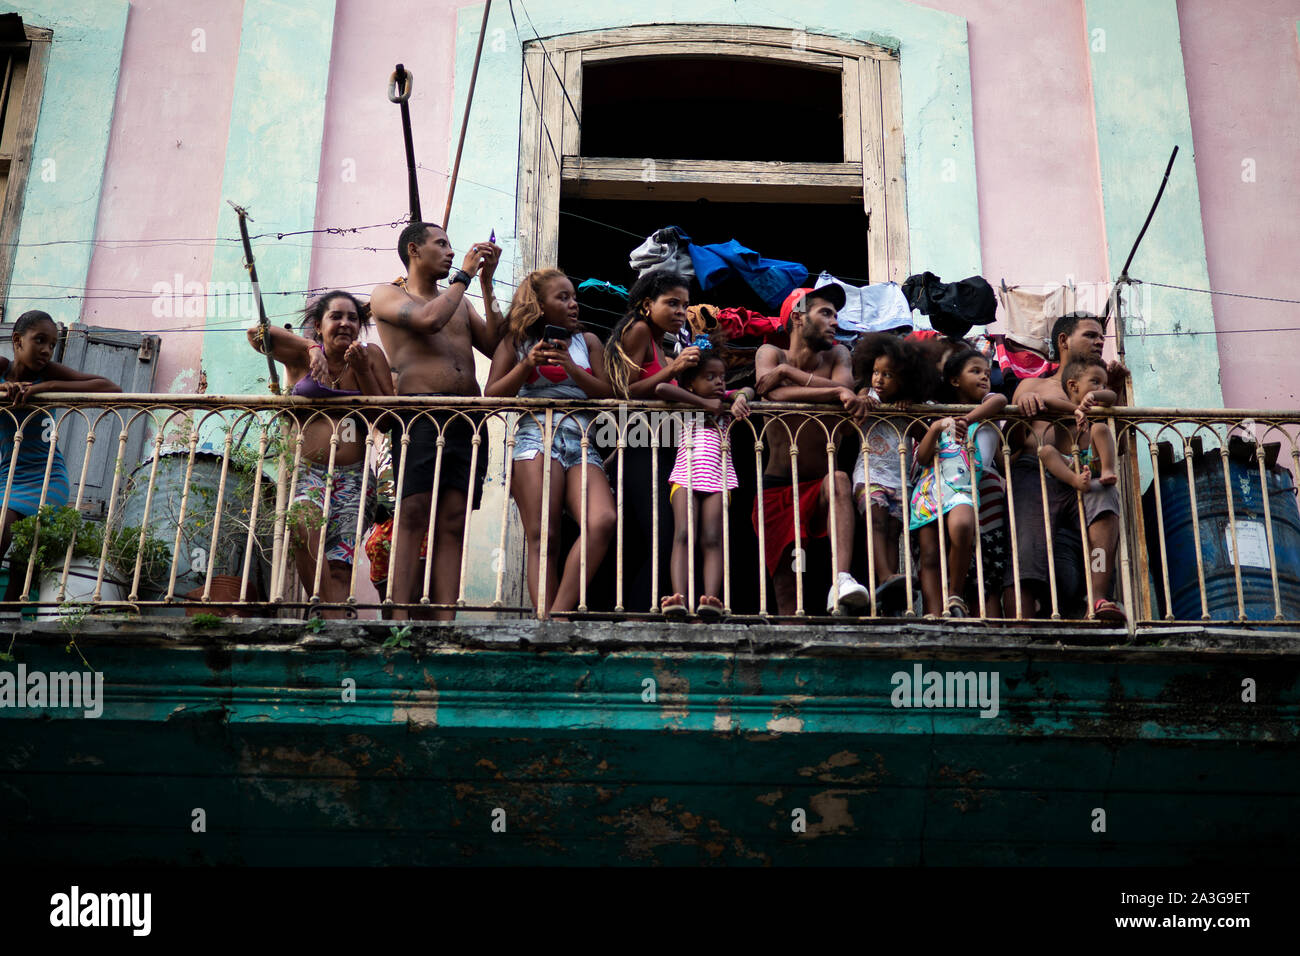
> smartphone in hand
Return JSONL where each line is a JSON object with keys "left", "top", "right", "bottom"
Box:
{"left": 542, "top": 324, "right": 572, "bottom": 347}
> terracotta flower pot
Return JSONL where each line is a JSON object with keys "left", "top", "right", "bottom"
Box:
{"left": 184, "top": 574, "right": 254, "bottom": 618}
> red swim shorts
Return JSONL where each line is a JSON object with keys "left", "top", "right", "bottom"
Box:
{"left": 752, "top": 476, "right": 829, "bottom": 575}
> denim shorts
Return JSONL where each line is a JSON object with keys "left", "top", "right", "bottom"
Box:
{"left": 512, "top": 414, "right": 602, "bottom": 470}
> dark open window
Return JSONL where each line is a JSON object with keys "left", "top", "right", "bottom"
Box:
{"left": 517, "top": 26, "right": 910, "bottom": 288}
{"left": 581, "top": 56, "right": 843, "bottom": 162}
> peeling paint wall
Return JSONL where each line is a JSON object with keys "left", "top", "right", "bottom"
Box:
{"left": 1, "top": 0, "right": 128, "bottom": 323}
{"left": 1084, "top": 0, "right": 1223, "bottom": 409}
{"left": 1178, "top": 0, "right": 1300, "bottom": 409}
{"left": 2, "top": 624, "right": 1297, "bottom": 865}
{"left": 80, "top": 0, "right": 245, "bottom": 395}
{"left": 205, "top": 0, "right": 338, "bottom": 397}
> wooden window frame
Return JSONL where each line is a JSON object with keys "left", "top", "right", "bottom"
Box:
{"left": 0, "top": 23, "right": 52, "bottom": 313}
{"left": 516, "top": 24, "right": 909, "bottom": 283}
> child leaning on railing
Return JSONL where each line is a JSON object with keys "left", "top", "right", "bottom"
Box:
{"left": 909, "top": 348, "right": 1007, "bottom": 618}
{"left": 850, "top": 333, "right": 936, "bottom": 612}
{"left": 654, "top": 335, "right": 755, "bottom": 621}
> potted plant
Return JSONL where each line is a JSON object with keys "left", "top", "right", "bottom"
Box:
{"left": 7, "top": 505, "right": 171, "bottom": 617}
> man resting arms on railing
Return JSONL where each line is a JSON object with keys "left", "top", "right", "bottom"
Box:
{"left": 370, "top": 222, "right": 502, "bottom": 620}
{"left": 753, "top": 286, "right": 871, "bottom": 616}
{"left": 1011, "top": 311, "right": 1129, "bottom": 622}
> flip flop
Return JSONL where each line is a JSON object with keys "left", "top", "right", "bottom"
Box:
{"left": 660, "top": 593, "right": 688, "bottom": 620}
{"left": 1093, "top": 599, "right": 1126, "bottom": 623}
{"left": 697, "top": 597, "right": 724, "bottom": 622}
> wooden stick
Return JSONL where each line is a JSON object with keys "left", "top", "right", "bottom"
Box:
{"left": 228, "top": 201, "right": 280, "bottom": 395}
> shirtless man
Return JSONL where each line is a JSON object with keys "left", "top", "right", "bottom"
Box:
{"left": 1010, "top": 312, "right": 1129, "bottom": 622}
{"left": 369, "top": 221, "right": 502, "bottom": 620}
{"left": 753, "top": 285, "right": 871, "bottom": 616}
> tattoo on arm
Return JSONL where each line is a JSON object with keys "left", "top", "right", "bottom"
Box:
{"left": 396, "top": 302, "right": 415, "bottom": 329}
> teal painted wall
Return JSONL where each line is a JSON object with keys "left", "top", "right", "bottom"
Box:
{"left": 3, "top": 627, "right": 1297, "bottom": 865}
{"left": 0, "top": 0, "right": 128, "bottom": 324}
{"left": 205, "top": 0, "right": 338, "bottom": 396}
{"left": 1085, "top": 0, "right": 1224, "bottom": 409}
{"left": 449, "top": 0, "right": 983, "bottom": 292}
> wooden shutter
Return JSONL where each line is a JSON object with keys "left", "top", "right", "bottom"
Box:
{"left": 0, "top": 325, "right": 160, "bottom": 518}
{"left": 0, "top": 20, "right": 52, "bottom": 314}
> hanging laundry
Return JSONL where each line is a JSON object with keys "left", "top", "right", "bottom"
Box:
{"left": 716, "top": 307, "right": 783, "bottom": 340}
{"left": 996, "top": 282, "right": 1076, "bottom": 357}
{"left": 995, "top": 337, "right": 1058, "bottom": 380}
{"left": 685, "top": 303, "right": 724, "bottom": 338}
{"left": 629, "top": 226, "right": 695, "bottom": 279}
{"left": 577, "top": 278, "right": 629, "bottom": 300}
{"left": 901, "top": 272, "right": 997, "bottom": 338}
{"left": 575, "top": 277, "right": 632, "bottom": 330}
{"left": 688, "top": 239, "right": 807, "bottom": 311}
{"left": 813, "top": 271, "right": 914, "bottom": 334}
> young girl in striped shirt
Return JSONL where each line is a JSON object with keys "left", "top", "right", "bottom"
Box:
{"left": 655, "top": 343, "right": 755, "bottom": 620}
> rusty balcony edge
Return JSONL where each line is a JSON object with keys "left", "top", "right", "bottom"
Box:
{"left": 5, "top": 616, "right": 1300, "bottom": 659}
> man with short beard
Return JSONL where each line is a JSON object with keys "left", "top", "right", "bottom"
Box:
{"left": 369, "top": 221, "right": 502, "bottom": 620}
{"left": 1009, "top": 311, "right": 1129, "bottom": 622}
{"left": 753, "top": 286, "right": 871, "bottom": 616}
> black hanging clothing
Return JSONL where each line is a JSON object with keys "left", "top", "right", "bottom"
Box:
{"left": 901, "top": 272, "right": 997, "bottom": 338}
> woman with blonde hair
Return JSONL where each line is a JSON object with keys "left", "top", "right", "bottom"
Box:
{"left": 486, "top": 269, "right": 616, "bottom": 617}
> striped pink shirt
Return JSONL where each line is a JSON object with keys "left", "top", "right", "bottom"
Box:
{"left": 668, "top": 415, "right": 739, "bottom": 494}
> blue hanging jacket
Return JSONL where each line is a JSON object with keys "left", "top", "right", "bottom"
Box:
{"left": 687, "top": 239, "right": 808, "bottom": 310}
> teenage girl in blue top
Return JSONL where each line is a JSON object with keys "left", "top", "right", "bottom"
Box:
{"left": 1, "top": 310, "right": 121, "bottom": 595}
{"left": 248, "top": 291, "right": 393, "bottom": 614}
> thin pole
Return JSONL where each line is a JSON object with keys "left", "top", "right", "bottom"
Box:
{"left": 443, "top": 0, "right": 493, "bottom": 228}
{"left": 1103, "top": 145, "right": 1179, "bottom": 322}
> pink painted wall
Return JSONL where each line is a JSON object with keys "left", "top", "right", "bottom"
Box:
{"left": 77, "top": 0, "right": 1300, "bottom": 407}
{"left": 308, "top": 0, "right": 460, "bottom": 313}
{"left": 1179, "top": 0, "right": 1300, "bottom": 409}
{"left": 315, "top": 0, "right": 1115, "bottom": 342}
{"left": 81, "top": 0, "right": 245, "bottom": 393}
{"left": 915, "top": 0, "right": 1110, "bottom": 308}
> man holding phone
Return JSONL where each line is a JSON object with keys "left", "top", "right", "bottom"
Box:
{"left": 370, "top": 221, "right": 502, "bottom": 620}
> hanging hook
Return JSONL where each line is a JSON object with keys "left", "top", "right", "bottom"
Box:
{"left": 388, "top": 65, "right": 413, "bottom": 104}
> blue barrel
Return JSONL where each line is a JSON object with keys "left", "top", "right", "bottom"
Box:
{"left": 1150, "top": 452, "right": 1300, "bottom": 621}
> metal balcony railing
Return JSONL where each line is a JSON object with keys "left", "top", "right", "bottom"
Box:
{"left": 1, "top": 394, "right": 1296, "bottom": 634}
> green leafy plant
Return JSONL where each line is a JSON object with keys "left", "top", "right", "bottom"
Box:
{"left": 8, "top": 505, "right": 175, "bottom": 593}
{"left": 105, "top": 523, "right": 172, "bottom": 587}
{"left": 383, "top": 624, "right": 414, "bottom": 649}
{"left": 305, "top": 616, "right": 327, "bottom": 634}
{"left": 7, "top": 505, "right": 104, "bottom": 578}
{"left": 191, "top": 612, "right": 224, "bottom": 629}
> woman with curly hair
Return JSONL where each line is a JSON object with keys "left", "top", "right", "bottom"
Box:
{"left": 248, "top": 290, "right": 393, "bottom": 615}
{"left": 486, "top": 270, "right": 615, "bottom": 617}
